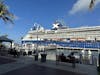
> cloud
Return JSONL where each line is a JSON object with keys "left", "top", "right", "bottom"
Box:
{"left": 69, "top": 0, "right": 100, "bottom": 15}
{"left": 14, "top": 15, "right": 20, "bottom": 20}
{"left": 96, "top": 0, "right": 100, "bottom": 5}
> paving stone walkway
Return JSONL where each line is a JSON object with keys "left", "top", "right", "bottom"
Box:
{"left": 0, "top": 56, "right": 98, "bottom": 75}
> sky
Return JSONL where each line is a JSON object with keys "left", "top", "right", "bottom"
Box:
{"left": 0, "top": 0, "right": 100, "bottom": 43}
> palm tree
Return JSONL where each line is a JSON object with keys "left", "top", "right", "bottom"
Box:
{"left": 89, "top": 0, "right": 96, "bottom": 9}
{"left": 0, "top": 0, "right": 14, "bottom": 24}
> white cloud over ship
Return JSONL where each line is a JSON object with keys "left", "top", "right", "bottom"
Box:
{"left": 69, "top": 0, "right": 100, "bottom": 15}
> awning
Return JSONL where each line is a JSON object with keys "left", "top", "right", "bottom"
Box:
{"left": 0, "top": 36, "right": 13, "bottom": 42}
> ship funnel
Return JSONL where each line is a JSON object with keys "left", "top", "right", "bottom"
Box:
{"left": 52, "top": 20, "right": 67, "bottom": 30}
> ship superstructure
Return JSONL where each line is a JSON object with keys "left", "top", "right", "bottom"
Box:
{"left": 21, "top": 21, "right": 100, "bottom": 52}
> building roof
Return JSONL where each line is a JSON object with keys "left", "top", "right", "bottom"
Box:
{"left": 0, "top": 36, "right": 13, "bottom": 42}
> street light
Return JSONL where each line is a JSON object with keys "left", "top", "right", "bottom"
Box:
{"left": 33, "top": 23, "right": 40, "bottom": 61}
{"left": 97, "top": 39, "right": 100, "bottom": 71}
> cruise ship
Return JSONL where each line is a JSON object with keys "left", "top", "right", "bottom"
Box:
{"left": 21, "top": 21, "right": 100, "bottom": 52}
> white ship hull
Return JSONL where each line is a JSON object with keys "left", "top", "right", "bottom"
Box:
{"left": 21, "top": 22, "right": 100, "bottom": 52}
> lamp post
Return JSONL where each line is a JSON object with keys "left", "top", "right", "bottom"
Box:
{"left": 36, "top": 29, "right": 39, "bottom": 53}
{"left": 97, "top": 39, "right": 100, "bottom": 71}
{"left": 34, "top": 23, "right": 39, "bottom": 61}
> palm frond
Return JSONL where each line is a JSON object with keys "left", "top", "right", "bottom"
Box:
{"left": 2, "top": 16, "right": 14, "bottom": 24}
{"left": 0, "top": 0, "right": 14, "bottom": 24}
{"left": 89, "top": 0, "right": 96, "bottom": 9}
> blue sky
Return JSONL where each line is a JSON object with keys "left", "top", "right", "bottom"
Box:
{"left": 0, "top": 0, "right": 100, "bottom": 43}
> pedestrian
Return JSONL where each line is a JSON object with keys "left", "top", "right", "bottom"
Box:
{"left": 60, "top": 53, "right": 66, "bottom": 62}
{"left": 70, "top": 52, "right": 76, "bottom": 68}
{"left": 79, "top": 53, "right": 82, "bottom": 64}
